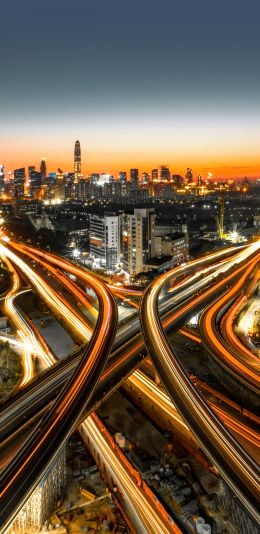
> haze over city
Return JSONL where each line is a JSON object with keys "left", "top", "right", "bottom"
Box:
{"left": 1, "top": 0, "right": 260, "bottom": 178}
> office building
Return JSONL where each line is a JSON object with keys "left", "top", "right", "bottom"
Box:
{"left": 40, "top": 159, "right": 47, "bottom": 182}
{"left": 74, "top": 139, "right": 81, "bottom": 183}
{"left": 141, "top": 172, "right": 150, "bottom": 185}
{"left": 119, "top": 171, "right": 127, "bottom": 195}
{"left": 14, "top": 168, "right": 26, "bottom": 198}
{"left": 151, "top": 168, "right": 158, "bottom": 182}
{"left": 54, "top": 169, "right": 65, "bottom": 200}
{"left": 121, "top": 208, "right": 155, "bottom": 275}
{"left": 90, "top": 213, "right": 120, "bottom": 270}
{"left": 0, "top": 165, "right": 5, "bottom": 194}
{"left": 29, "top": 169, "right": 42, "bottom": 198}
{"left": 197, "top": 174, "right": 203, "bottom": 187}
{"left": 78, "top": 178, "right": 90, "bottom": 199}
{"left": 159, "top": 165, "right": 170, "bottom": 181}
{"left": 185, "top": 168, "right": 193, "bottom": 184}
{"left": 130, "top": 168, "right": 139, "bottom": 189}
{"left": 172, "top": 174, "right": 184, "bottom": 189}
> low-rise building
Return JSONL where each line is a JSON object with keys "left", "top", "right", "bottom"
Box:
{"left": 154, "top": 232, "right": 189, "bottom": 266}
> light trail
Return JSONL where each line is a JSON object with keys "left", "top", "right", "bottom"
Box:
{"left": 1, "top": 255, "right": 55, "bottom": 378}
{"left": 141, "top": 240, "right": 260, "bottom": 522}
{"left": 0, "top": 244, "right": 92, "bottom": 344}
{"left": 0, "top": 243, "right": 258, "bottom": 532}
{"left": 234, "top": 280, "right": 260, "bottom": 357}
{"left": 80, "top": 414, "right": 180, "bottom": 534}
{"left": 126, "top": 371, "right": 260, "bottom": 452}
{"left": 1, "top": 249, "right": 179, "bottom": 534}
{"left": 200, "top": 255, "right": 260, "bottom": 392}
{"left": 0, "top": 242, "right": 117, "bottom": 532}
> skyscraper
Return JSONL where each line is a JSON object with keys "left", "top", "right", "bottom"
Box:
{"left": 74, "top": 140, "right": 81, "bottom": 183}
{"left": 185, "top": 167, "right": 193, "bottom": 184}
{"left": 40, "top": 159, "right": 47, "bottom": 182}
{"left": 197, "top": 174, "right": 203, "bottom": 187}
{"left": 118, "top": 171, "right": 127, "bottom": 195}
{"left": 0, "top": 165, "right": 5, "bottom": 194}
{"left": 151, "top": 169, "right": 158, "bottom": 182}
{"left": 14, "top": 168, "right": 26, "bottom": 198}
{"left": 28, "top": 166, "right": 42, "bottom": 197}
{"left": 159, "top": 165, "right": 170, "bottom": 181}
{"left": 130, "top": 168, "right": 139, "bottom": 189}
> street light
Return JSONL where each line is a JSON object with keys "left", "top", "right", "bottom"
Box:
{"left": 72, "top": 248, "right": 80, "bottom": 259}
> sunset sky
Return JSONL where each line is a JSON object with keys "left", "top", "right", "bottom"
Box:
{"left": 1, "top": 0, "right": 260, "bottom": 179}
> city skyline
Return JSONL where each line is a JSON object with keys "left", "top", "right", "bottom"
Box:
{"left": 1, "top": 147, "right": 259, "bottom": 181}
{"left": 1, "top": 0, "right": 260, "bottom": 179}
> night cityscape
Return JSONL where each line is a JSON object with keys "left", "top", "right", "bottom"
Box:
{"left": 0, "top": 2, "right": 259, "bottom": 534}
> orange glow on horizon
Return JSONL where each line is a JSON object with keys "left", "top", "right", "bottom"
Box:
{"left": 2, "top": 155, "right": 260, "bottom": 180}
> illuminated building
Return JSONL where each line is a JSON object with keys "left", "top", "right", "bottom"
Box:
{"left": 119, "top": 171, "right": 127, "bottom": 195}
{"left": 130, "top": 168, "right": 139, "bottom": 189}
{"left": 14, "top": 168, "right": 26, "bottom": 198}
{"left": 159, "top": 165, "right": 170, "bottom": 181}
{"left": 153, "top": 182, "right": 174, "bottom": 200}
{"left": 54, "top": 169, "right": 65, "bottom": 200}
{"left": 74, "top": 139, "right": 81, "bottom": 183}
{"left": 197, "top": 174, "right": 203, "bottom": 187}
{"left": 151, "top": 168, "right": 158, "bottom": 181}
{"left": 78, "top": 178, "right": 90, "bottom": 199}
{"left": 64, "top": 172, "right": 75, "bottom": 199}
{"left": 40, "top": 158, "right": 47, "bottom": 182}
{"left": 29, "top": 169, "right": 42, "bottom": 198}
{"left": 0, "top": 165, "right": 5, "bottom": 194}
{"left": 103, "top": 180, "right": 121, "bottom": 198}
{"left": 241, "top": 177, "right": 250, "bottom": 193}
{"left": 90, "top": 213, "right": 120, "bottom": 270}
{"left": 141, "top": 172, "right": 150, "bottom": 185}
{"left": 172, "top": 174, "right": 184, "bottom": 189}
{"left": 6, "top": 450, "right": 66, "bottom": 533}
{"left": 154, "top": 232, "right": 189, "bottom": 266}
{"left": 185, "top": 168, "right": 193, "bottom": 183}
{"left": 121, "top": 208, "right": 155, "bottom": 275}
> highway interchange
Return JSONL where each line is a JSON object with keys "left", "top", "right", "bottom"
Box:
{"left": 0, "top": 237, "right": 259, "bottom": 532}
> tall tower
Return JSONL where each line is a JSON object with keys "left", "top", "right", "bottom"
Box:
{"left": 40, "top": 159, "right": 47, "bottom": 181}
{"left": 74, "top": 140, "right": 81, "bottom": 183}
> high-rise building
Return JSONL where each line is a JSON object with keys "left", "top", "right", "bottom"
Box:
{"left": 141, "top": 172, "right": 150, "bottom": 185}
{"left": 159, "top": 165, "right": 170, "bottom": 181}
{"left": 6, "top": 449, "right": 66, "bottom": 533}
{"left": 119, "top": 171, "right": 127, "bottom": 182}
{"left": 74, "top": 139, "right": 81, "bottom": 183}
{"left": 197, "top": 174, "right": 203, "bottom": 187}
{"left": 40, "top": 159, "right": 47, "bottom": 182}
{"left": 130, "top": 168, "right": 139, "bottom": 189}
{"left": 29, "top": 169, "right": 42, "bottom": 197}
{"left": 185, "top": 168, "right": 193, "bottom": 183}
{"left": 14, "top": 168, "right": 26, "bottom": 198}
{"left": 90, "top": 214, "right": 120, "bottom": 270}
{"left": 119, "top": 171, "right": 127, "bottom": 196}
{"left": 54, "top": 169, "right": 65, "bottom": 200}
{"left": 121, "top": 208, "right": 155, "bottom": 275}
{"left": 151, "top": 169, "right": 158, "bottom": 182}
{"left": 172, "top": 174, "right": 184, "bottom": 189}
{"left": 0, "top": 165, "right": 5, "bottom": 194}
{"left": 78, "top": 178, "right": 90, "bottom": 199}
